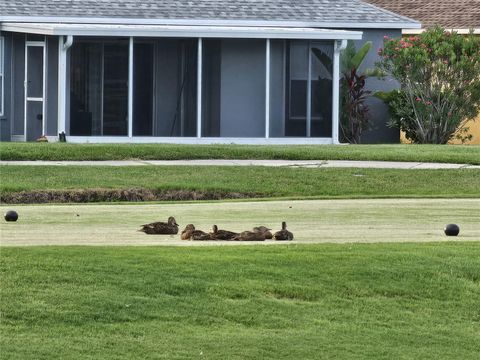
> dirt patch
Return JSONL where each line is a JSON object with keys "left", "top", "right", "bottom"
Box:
{"left": 0, "top": 188, "right": 262, "bottom": 204}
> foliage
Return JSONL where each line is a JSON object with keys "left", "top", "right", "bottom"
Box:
{"left": 312, "top": 41, "right": 376, "bottom": 143}
{"left": 338, "top": 41, "right": 383, "bottom": 143}
{"left": 377, "top": 27, "right": 480, "bottom": 144}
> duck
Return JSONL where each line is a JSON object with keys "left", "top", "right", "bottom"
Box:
{"left": 180, "top": 224, "right": 195, "bottom": 240}
{"left": 253, "top": 226, "right": 273, "bottom": 239}
{"left": 139, "top": 216, "right": 179, "bottom": 235}
{"left": 273, "top": 221, "right": 294, "bottom": 241}
{"left": 232, "top": 230, "right": 266, "bottom": 241}
{"left": 181, "top": 224, "right": 212, "bottom": 241}
{"left": 210, "top": 224, "right": 238, "bottom": 240}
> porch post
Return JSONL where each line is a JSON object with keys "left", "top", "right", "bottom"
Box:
{"left": 306, "top": 41, "right": 312, "bottom": 137}
{"left": 265, "top": 38, "right": 270, "bottom": 138}
{"left": 196, "top": 38, "right": 202, "bottom": 138}
{"left": 57, "top": 35, "right": 73, "bottom": 136}
{"left": 128, "top": 36, "right": 133, "bottom": 138}
{"left": 332, "top": 40, "right": 346, "bottom": 144}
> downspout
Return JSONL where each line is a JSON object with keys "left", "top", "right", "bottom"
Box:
{"left": 331, "top": 39, "right": 347, "bottom": 144}
{"left": 63, "top": 35, "right": 73, "bottom": 51}
{"left": 57, "top": 35, "right": 73, "bottom": 137}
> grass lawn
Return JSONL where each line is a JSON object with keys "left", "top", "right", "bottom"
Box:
{"left": 1, "top": 166, "right": 480, "bottom": 201}
{"left": 1, "top": 143, "right": 480, "bottom": 164}
{"left": 1, "top": 243, "right": 479, "bottom": 359}
{"left": 1, "top": 199, "right": 479, "bottom": 245}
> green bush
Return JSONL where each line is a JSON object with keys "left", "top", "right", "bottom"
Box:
{"left": 377, "top": 27, "right": 480, "bottom": 144}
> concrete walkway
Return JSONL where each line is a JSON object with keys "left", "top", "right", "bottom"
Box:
{"left": 1, "top": 159, "right": 479, "bottom": 169}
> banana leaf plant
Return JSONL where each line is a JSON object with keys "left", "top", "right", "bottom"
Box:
{"left": 313, "top": 40, "right": 379, "bottom": 143}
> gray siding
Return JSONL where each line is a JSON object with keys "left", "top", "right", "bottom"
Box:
{"left": 11, "top": 32, "right": 25, "bottom": 137}
{"left": 354, "top": 29, "right": 401, "bottom": 144}
{"left": 219, "top": 39, "right": 265, "bottom": 137}
{"left": 269, "top": 40, "right": 286, "bottom": 137}
{"left": 46, "top": 36, "right": 58, "bottom": 136}
{"left": 0, "top": 33, "right": 12, "bottom": 141}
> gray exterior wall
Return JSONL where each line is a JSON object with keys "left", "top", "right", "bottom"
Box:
{"left": 0, "top": 33, "right": 12, "bottom": 141}
{"left": 219, "top": 39, "right": 265, "bottom": 137}
{"left": 46, "top": 36, "right": 58, "bottom": 136}
{"left": 354, "top": 29, "right": 401, "bottom": 144}
{"left": 269, "top": 40, "right": 286, "bottom": 137}
{"left": 11, "top": 32, "right": 24, "bottom": 138}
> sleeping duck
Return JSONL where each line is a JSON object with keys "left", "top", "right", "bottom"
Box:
{"left": 273, "top": 222, "right": 294, "bottom": 241}
{"left": 181, "top": 224, "right": 196, "bottom": 240}
{"left": 253, "top": 226, "right": 273, "bottom": 239}
{"left": 181, "top": 224, "right": 212, "bottom": 241}
{"left": 210, "top": 225, "right": 238, "bottom": 240}
{"left": 232, "top": 230, "right": 266, "bottom": 241}
{"left": 139, "top": 216, "right": 179, "bottom": 235}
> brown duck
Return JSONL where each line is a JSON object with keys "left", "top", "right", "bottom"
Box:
{"left": 139, "top": 216, "right": 179, "bottom": 235}
{"left": 181, "top": 224, "right": 212, "bottom": 241}
{"left": 273, "top": 221, "right": 294, "bottom": 241}
{"left": 210, "top": 225, "right": 238, "bottom": 240}
{"left": 253, "top": 226, "right": 273, "bottom": 239}
{"left": 232, "top": 230, "right": 266, "bottom": 241}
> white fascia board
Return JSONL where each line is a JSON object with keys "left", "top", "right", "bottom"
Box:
{"left": 0, "top": 16, "right": 422, "bottom": 30}
{"left": 0, "top": 23, "right": 363, "bottom": 40}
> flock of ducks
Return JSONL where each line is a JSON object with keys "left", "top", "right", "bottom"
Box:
{"left": 139, "top": 216, "right": 294, "bottom": 241}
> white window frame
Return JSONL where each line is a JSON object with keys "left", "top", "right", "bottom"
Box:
{"left": 0, "top": 36, "right": 4, "bottom": 117}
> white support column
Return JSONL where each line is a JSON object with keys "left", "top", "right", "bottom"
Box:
{"left": 57, "top": 35, "right": 72, "bottom": 135}
{"left": 332, "top": 40, "right": 346, "bottom": 144}
{"left": 128, "top": 36, "right": 133, "bottom": 138}
{"left": 265, "top": 38, "right": 270, "bottom": 139}
{"left": 196, "top": 38, "right": 202, "bottom": 138}
{"left": 306, "top": 41, "right": 312, "bottom": 138}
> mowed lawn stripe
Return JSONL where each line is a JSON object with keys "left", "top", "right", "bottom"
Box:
{"left": 1, "top": 243, "right": 479, "bottom": 359}
{"left": 1, "top": 143, "right": 480, "bottom": 164}
{"left": 1, "top": 166, "right": 480, "bottom": 199}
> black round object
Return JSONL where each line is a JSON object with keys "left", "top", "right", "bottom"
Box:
{"left": 4, "top": 210, "right": 18, "bottom": 222}
{"left": 444, "top": 224, "right": 460, "bottom": 236}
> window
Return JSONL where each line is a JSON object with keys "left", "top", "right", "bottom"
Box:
{"left": 0, "top": 36, "right": 4, "bottom": 117}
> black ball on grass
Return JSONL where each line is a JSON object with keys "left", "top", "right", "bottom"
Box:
{"left": 444, "top": 224, "right": 460, "bottom": 236}
{"left": 4, "top": 210, "right": 18, "bottom": 222}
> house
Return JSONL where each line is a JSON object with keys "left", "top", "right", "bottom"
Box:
{"left": 364, "top": 0, "right": 480, "bottom": 144}
{"left": 0, "top": 0, "right": 420, "bottom": 144}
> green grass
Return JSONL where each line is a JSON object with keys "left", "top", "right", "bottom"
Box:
{"left": 1, "top": 143, "right": 480, "bottom": 164}
{"left": 1, "top": 166, "right": 479, "bottom": 199}
{"left": 1, "top": 243, "right": 479, "bottom": 359}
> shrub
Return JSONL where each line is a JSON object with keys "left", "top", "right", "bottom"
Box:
{"left": 377, "top": 27, "right": 480, "bottom": 144}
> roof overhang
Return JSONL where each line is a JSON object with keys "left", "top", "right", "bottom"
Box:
{"left": 0, "top": 22, "right": 363, "bottom": 40}
{"left": 0, "top": 15, "right": 421, "bottom": 30}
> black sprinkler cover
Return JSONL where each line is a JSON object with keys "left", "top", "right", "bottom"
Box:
{"left": 444, "top": 224, "right": 460, "bottom": 236}
{"left": 4, "top": 210, "right": 19, "bottom": 222}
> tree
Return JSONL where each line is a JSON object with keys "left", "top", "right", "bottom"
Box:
{"left": 377, "top": 27, "right": 480, "bottom": 144}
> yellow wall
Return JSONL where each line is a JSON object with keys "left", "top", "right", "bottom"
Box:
{"left": 450, "top": 116, "right": 480, "bottom": 144}
{"left": 400, "top": 115, "right": 480, "bottom": 144}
